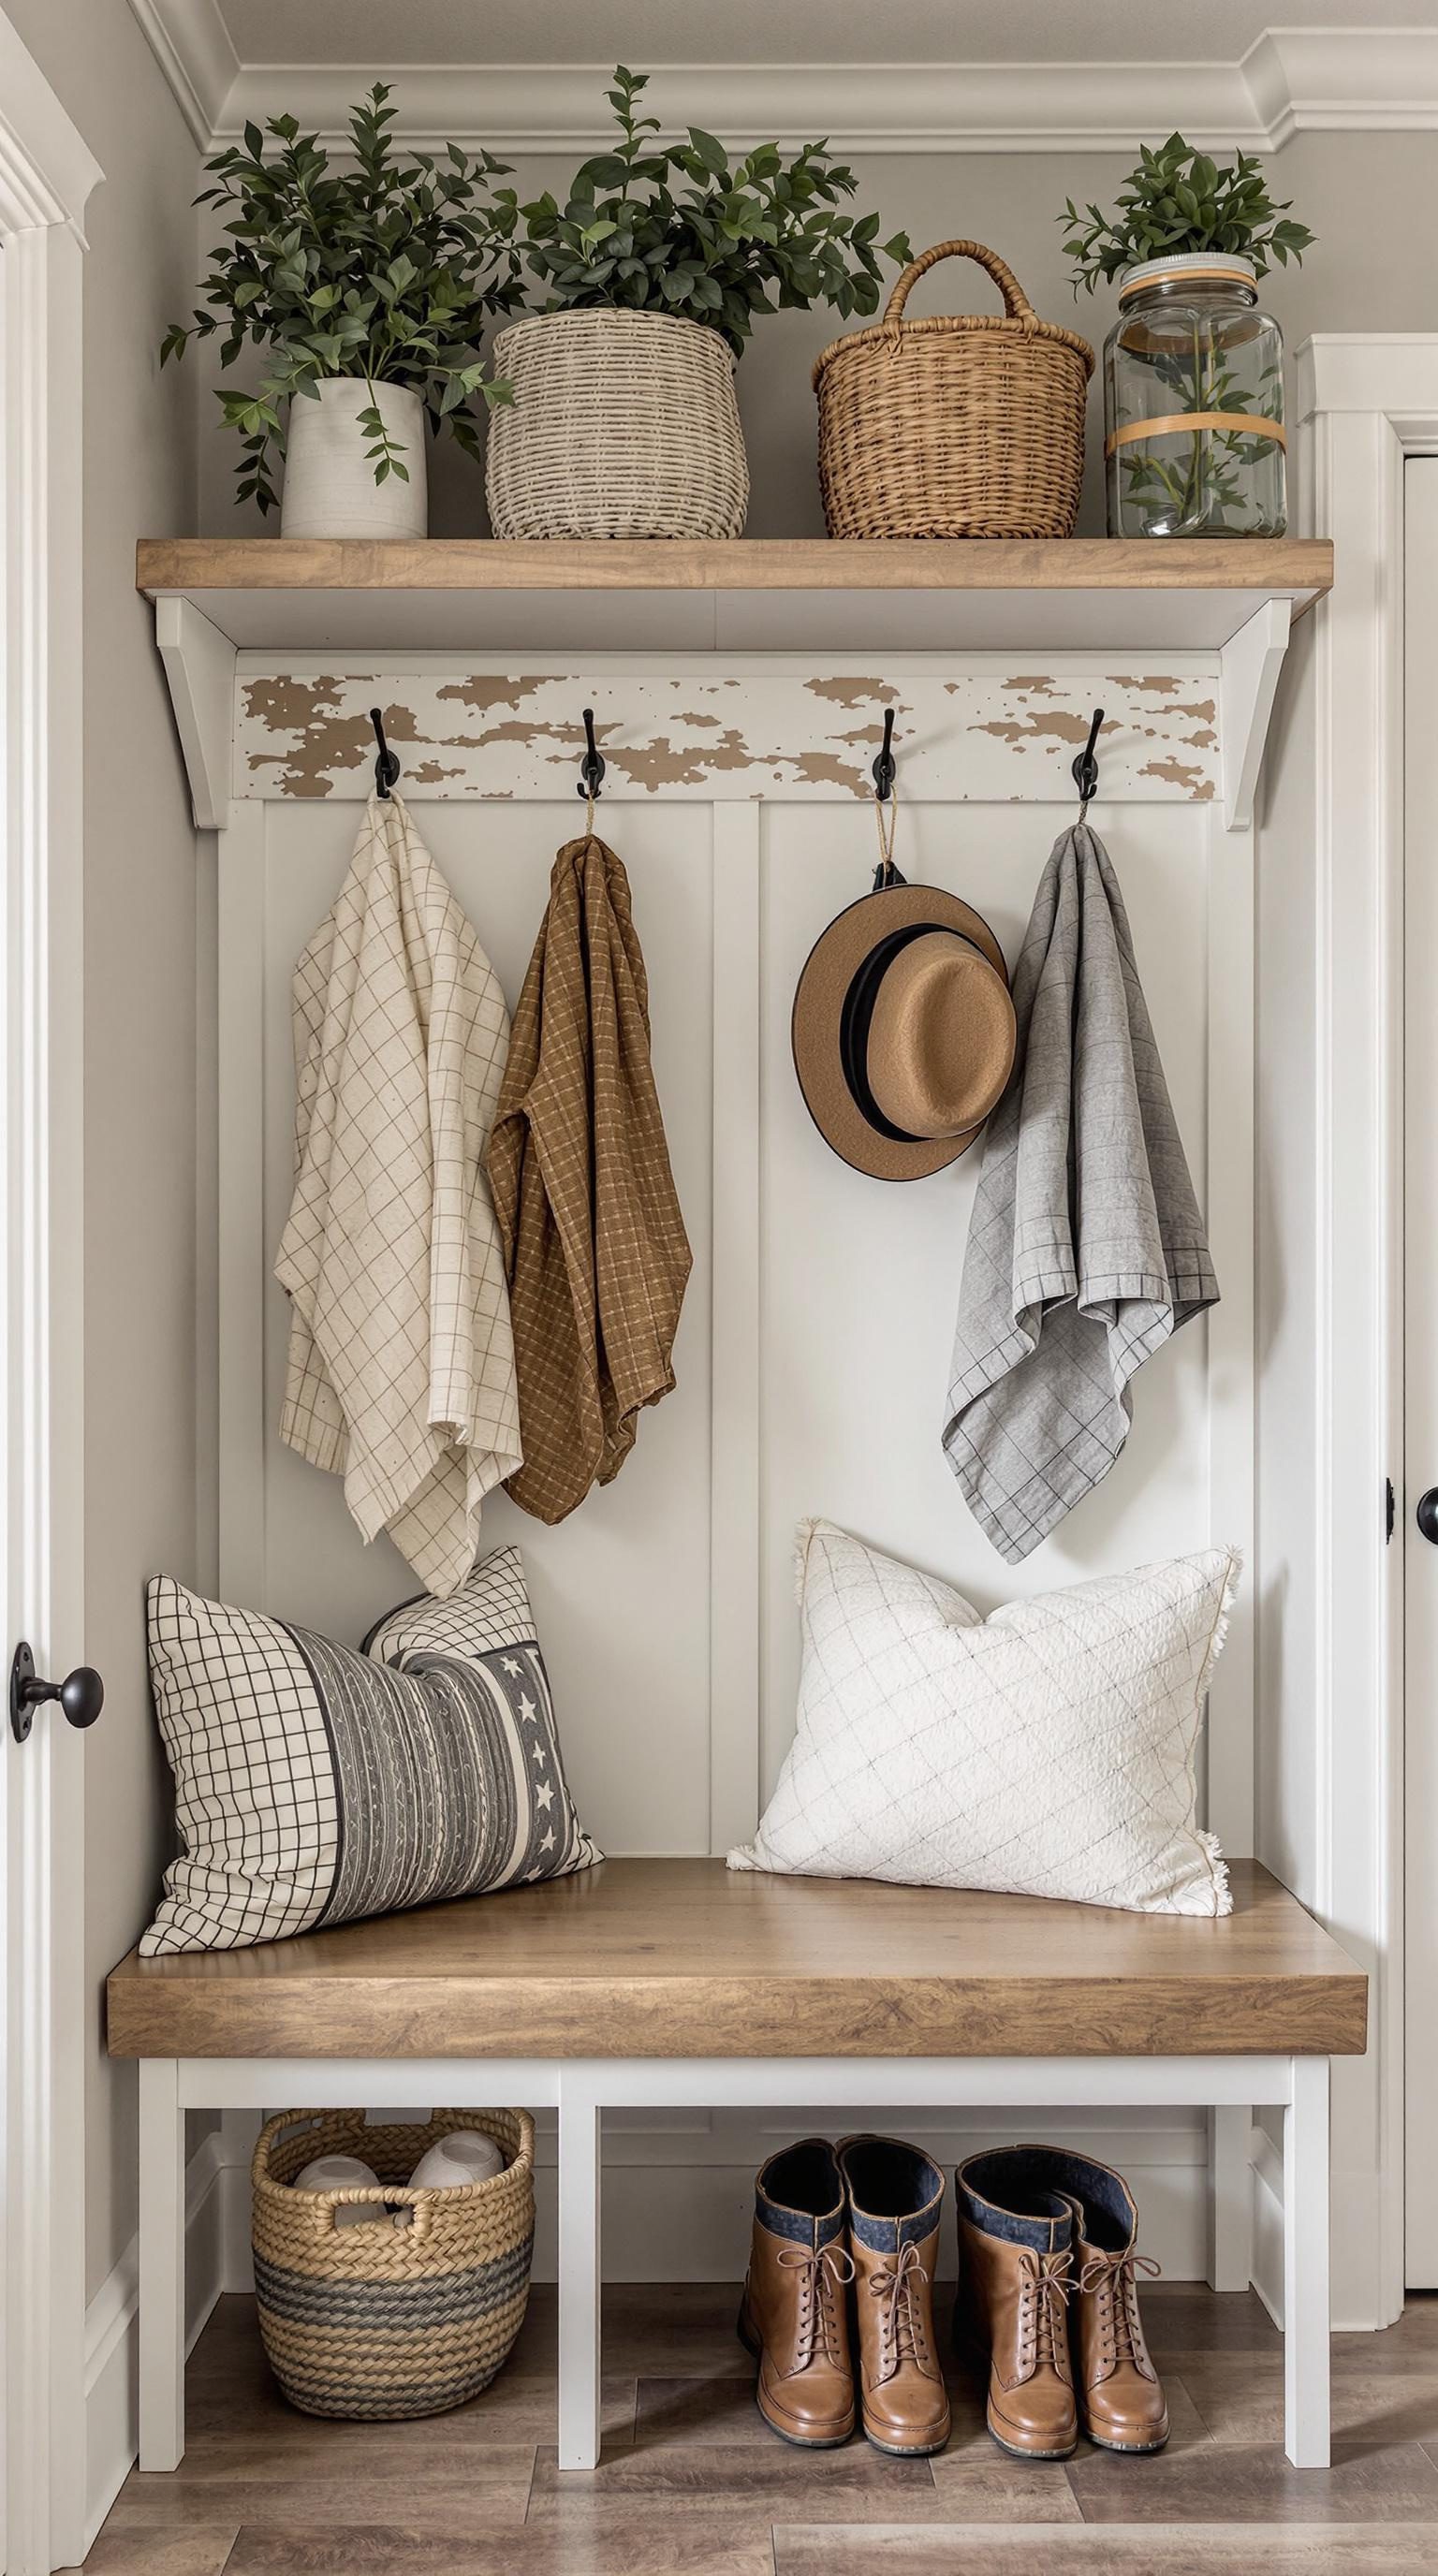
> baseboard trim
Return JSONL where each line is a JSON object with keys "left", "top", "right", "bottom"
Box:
{"left": 81, "top": 2129, "right": 242, "bottom": 2559}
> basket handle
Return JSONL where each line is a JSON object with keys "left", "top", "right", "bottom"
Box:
{"left": 881, "top": 240, "right": 1039, "bottom": 332}
{"left": 319, "top": 2184, "right": 433, "bottom": 2239}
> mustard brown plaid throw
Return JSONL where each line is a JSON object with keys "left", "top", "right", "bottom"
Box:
{"left": 276, "top": 794, "right": 521, "bottom": 1594}
{"left": 487, "top": 830, "right": 692, "bottom": 1525}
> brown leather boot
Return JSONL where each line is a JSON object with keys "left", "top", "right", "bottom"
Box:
{"left": 954, "top": 2147, "right": 1078, "bottom": 2460}
{"left": 738, "top": 2140, "right": 856, "bottom": 2447}
{"left": 838, "top": 2135, "right": 951, "bottom": 2457}
{"left": 1057, "top": 2154, "right": 1168, "bottom": 2452}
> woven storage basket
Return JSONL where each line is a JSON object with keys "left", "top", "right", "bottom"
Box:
{"left": 252, "top": 2107, "right": 535, "bottom": 2420}
{"left": 813, "top": 240, "right": 1094, "bottom": 540}
{"left": 485, "top": 308, "right": 749, "bottom": 540}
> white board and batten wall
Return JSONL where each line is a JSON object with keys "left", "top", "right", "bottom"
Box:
{"left": 213, "top": 648, "right": 1254, "bottom": 2282}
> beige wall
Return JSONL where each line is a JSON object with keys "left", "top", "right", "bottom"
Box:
{"left": 2, "top": 0, "right": 205, "bottom": 2302}
{"left": 188, "top": 128, "right": 1438, "bottom": 538}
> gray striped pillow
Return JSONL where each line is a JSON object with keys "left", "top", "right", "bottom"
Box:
{"left": 141, "top": 1547, "right": 599, "bottom": 1955}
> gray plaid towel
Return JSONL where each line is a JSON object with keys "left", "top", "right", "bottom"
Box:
{"left": 942, "top": 822, "right": 1218, "bottom": 1562}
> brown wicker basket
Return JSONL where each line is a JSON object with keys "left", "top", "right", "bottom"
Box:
{"left": 813, "top": 240, "right": 1094, "bottom": 540}
{"left": 252, "top": 2107, "right": 535, "bottom": 2420}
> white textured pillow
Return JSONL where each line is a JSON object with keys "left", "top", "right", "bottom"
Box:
{"left": 728, "top": 1520, "right": 1236, "bottom": 1917}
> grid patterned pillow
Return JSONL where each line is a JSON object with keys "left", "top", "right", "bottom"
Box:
{"left": 142, "top": 1546, "right": 599, "bottom": 1955}
{"left": 728, "top": 1520, "right": 1236, "bottom": 1918}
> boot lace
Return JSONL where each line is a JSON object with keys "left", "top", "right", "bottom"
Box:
{"left": 1016, "top": 2248, "right": 1074, "bottom": 2378}
{"left": 777, "top": 2242, "right": 855, "bottom": 2368}
{"left": 866, "top": 2239, "right": 932, "bottom": 2381}
{"left": 1078, "top": 2249, "right": 1162, "bottom": 2369}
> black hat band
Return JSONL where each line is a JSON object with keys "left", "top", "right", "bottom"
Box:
{"left": 838, "top": 920, "right": 955, "bottom": 1142}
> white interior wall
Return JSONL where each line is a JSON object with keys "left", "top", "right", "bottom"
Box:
{"left": 252, "top": 793, "right": 718, "bottom": 1854}
{"left": 215, "top": 667, "right": 1241, "bottom": 2276}
{"left": 250, "top": 787, "right": 1214, "bottom": 1833}
{"left": 0, "top": 0, "right": 206, "bottom": 2321}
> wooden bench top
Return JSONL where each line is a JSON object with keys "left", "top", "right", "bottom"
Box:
{"left": 106, "top": 1859, "right": 1366, "bottom": 2062}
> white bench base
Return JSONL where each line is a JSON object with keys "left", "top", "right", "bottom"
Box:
{"left": 138, "top": 2051, "right": 1331, "bottom": 2474}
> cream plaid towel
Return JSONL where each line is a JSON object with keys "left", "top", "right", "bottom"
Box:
{"left": 275, "top": 794, "right": 521, "bottom": 1595}
{"left": 943, "top": 822, "right": 1218, "bottom": 1563}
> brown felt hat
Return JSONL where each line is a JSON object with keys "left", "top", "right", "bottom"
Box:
{"left": 792, "top": 879, "right": 1015, "bottom": 1181}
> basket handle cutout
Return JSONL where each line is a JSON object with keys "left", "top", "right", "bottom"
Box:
{"left": 881, "top": 239, "right": 1039, "bottom": 332}
{"left": 320, "top": 2184, "right": 434, "bottom": 2239}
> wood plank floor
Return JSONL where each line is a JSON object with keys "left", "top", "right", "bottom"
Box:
{"left": 75, "top": 2284, "right": 1438, "bottom": 2574}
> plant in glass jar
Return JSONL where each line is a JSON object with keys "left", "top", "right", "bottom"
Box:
{"left": 160, "top": 86, "right": 523, "bottom": 536}
{"left": 1060, "top": 136, "right": 1314, "bottom": 538}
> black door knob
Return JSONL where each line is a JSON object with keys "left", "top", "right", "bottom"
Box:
{"left": 8, "top": 1642, "right": 105, "bottom": 1743}
{"left": 1417, "top": 1490, "right": 1438, "bottom": 1545}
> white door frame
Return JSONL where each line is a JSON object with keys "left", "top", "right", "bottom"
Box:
{"left": 0, "top": 16, "right": 100, "bottom": 2572}
{"left": 1293, "top": 334, "right": 1438, "bottom": 2331}
{"left": 1401, "top": 455, "right": 1438, "bottom": 2289}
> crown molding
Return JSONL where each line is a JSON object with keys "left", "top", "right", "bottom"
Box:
{"left": 1244, "top": 28, "right": 1438, "bottom": 144}
{"left": 125, "top": 16, "right": 1438, "bottom": 157}
{"left": 0, "top": 9, "right": 103, "bottom": 235}
{"left": 218, "top": 60, "right": 1255, "bottom": 156}
{"left": 125, "top": 0, "right": 236, "bottom": 148}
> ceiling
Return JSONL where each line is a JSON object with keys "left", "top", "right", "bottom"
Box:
{"left": 213, "top": 2, "right": 1438, "bottom": 66}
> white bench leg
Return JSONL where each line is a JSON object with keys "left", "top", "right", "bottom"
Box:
{"left": 1210, "top": 2102, "right": 1254, "bottom": 2291}
{"left": 1283, "top": 2056, "right": 1331, "bottom": 2467}
{"left": 556, "top": 2070, "right": 601, "bottom": 2471}
{"left": 139, "top": 2059, "right": 185, "bottom": 2469}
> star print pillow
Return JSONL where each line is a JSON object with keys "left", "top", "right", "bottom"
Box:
{"left": 141, "top": 1547, "right": 599, "bottom": 1955}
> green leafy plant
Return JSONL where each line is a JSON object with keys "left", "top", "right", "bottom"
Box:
{"left": 1115, "top": 351, "right": 1286, "bottom": 534}
{"left": 495, "top": 66, "right": 910, "bottom": 354}
{"left": 1060, "top": 134, "right": 1314, "bottom": 294}
{"left": 162, "top": 86, "right": 523, "bottom": 512}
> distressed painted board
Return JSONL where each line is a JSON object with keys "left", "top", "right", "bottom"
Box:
{"left": 231, "top": 658, "right": 1221, "bottom": 805}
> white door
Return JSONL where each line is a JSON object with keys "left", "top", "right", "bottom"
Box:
{"left": 1405, "top": 456, "right": 1438, "bottom": 2287}
{"left": 0, "top": 18, "right": 101, "bottom": 2565}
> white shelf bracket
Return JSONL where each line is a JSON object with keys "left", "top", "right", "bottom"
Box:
{"left": 1219, "top": 595, "right": 1291, "bottom": 830}
{"left": 154, "top": 595, "right": 236, "bottom": 830}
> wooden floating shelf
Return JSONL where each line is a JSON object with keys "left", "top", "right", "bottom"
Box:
{"left": 137, "top": 534, "right": 1332, "bottom": 655}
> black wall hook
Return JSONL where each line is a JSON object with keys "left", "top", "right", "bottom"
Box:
{"left": 872, "top": 705, "right": 897, "bottom": 803}
{"left": 370, "top": 706, "right": 401, "bottom": 799}
{"left": 1072, "top": 706, "right": 1105, "bottom": 812}
{"left": 578, "top": 707, "right": 606, "bottom": 803}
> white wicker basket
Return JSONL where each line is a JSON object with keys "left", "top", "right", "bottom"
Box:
{"left": 485, "top": 309, "right": 749, "bottom": 541}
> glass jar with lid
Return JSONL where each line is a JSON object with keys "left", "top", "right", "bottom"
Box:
{"left": 1104, "top": 252, "right": 1286, "bottom": 537}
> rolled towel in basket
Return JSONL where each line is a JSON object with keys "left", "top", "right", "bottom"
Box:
{"left": 292, "top": 2152, "right": 388, "bottom": 2227}
{"left": 409, "top": 2130, "right": 507, "bottom": 2191}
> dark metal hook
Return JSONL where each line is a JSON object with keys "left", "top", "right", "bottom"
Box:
{"left": 370, "top": 706, "right": 401, "bottom": 800}
{"left": 578, "top": 707, "right": 606, "bottom": 803}
{"left": 1072, "top": 707, "right": 1104, "bottom": 813}
{"left": 872, "top": 705, "right": 897, "bottom": 804}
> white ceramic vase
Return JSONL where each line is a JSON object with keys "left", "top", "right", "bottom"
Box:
{"left": 280, "top": 380, "right": 428, "bottom": 540}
